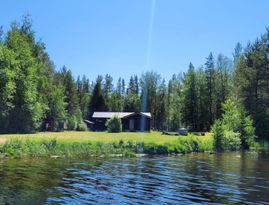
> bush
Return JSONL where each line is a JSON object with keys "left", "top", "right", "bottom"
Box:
{"left": 212, "top": 120, "right": 224, "bottom": 152}
{"left": 239, "top": 115, "right": 256, "bottom": 149}
{"left": 66, "top": 110, "right": 87, "bottom": 131}
{"left": 106, "top": 115, "right": 122, "bottom": 133}
{"left": 76, "top": 122, "right": 87, "bottom": 131}
{"left": 67, "top": 115, "right": 77, "bottom": 130}
{"left": 212, "top": 99, "right": 257, "bottom": 151}
{"left": 222, "top": 131, "right": 241, "bottom": 151}
{"left": 55, "top": 121, "right": 65, "bottom": 132}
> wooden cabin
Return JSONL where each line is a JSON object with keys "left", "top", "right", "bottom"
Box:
{"left": 91, "top": 112, "right": 151, "bottom": 132}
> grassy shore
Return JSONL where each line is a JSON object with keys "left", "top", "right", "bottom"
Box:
{"left": 0, "top": 131, "right": 213, "bottom": 158}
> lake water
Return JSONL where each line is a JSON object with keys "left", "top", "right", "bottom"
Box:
{"left": 0, "top": 152, "right": 269, "bottom": 204}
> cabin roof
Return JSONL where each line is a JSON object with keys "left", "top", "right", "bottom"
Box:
{"left": 92, "top": 112, "right": 151, "bottom": 118}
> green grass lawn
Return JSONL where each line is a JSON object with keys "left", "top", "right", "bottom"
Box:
{"left": 0, "top": 131, "right": 214, "bottom": 158}
{"left": 0, "top": 131, "right": 212, "bottom": 144}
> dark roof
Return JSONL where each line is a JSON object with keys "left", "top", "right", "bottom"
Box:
{"left": 92, "top": 112, "right": 151, "bottom": 119}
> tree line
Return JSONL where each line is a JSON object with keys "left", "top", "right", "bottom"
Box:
{"left": 0, "top": 17, "right": 268, "bottom": 140}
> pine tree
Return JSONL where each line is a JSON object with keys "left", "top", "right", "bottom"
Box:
{"left": 215, "top": 54, "right": 232, "bottom": 119}
{"left": 108, "top": 91, "right": 123, "bottom": 111}
{"left": 196, "top": 67, "right": 209, "bottom": 130}
{"left": 88, "top": 79, "right": 107, "bottom": 119}
{"left": 123, "top": 94, "right": 140, "bottom": 112}
{"left": 134, "top": 75, "right": 139, "bottom": 94}
{"left": 181, "top": 63, "right": 198, "bottom": 131}
{"left": 155, "top": 79, "right": 167, "bottom": 130}
{"left": 104, "top": 74, "right": 113, "bottom": 102}
{"left": 121, "top": 78, "right": 125, "bottom": 96}
{"left": 116, "top": 77, "right": 122, "bottom": 95}
{"left": 124, "top": 75, "right": 141, "bottom": 112}
{"left": 76, "top": 75, "right": 90, "bottom": 119}
{"left": 58, "top": 67, "right": 79, "bottom": 116}
{"left": 127, "top": 76, "right": 134, "bottom": 94}
{"left": 233, "top": 42, "right": 243, "bottom": 64}
{"left": 140, "top": 71, "right": 161, "bottom": 129}
{"left": 166, "top": 74, "right": 182, "bottom": 131}
{"left": 234, "top": 30, "right": 269, "bottom": 139}
{"left": 0, "top": 26, "right": 3, "bottom": 44}
{"left": 205, "top": 52, "right": 215, "bottom": 126}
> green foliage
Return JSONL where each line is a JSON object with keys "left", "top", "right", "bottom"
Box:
{"left": 88, "top": 78, "right": 107, "bottom": 118}
{"left": 0, "top": 17, "right": 48, "bottom": 133}
{"left": 77, "top": 76, "right": 91, "bottom": 119}
{"left": 212, "top": 120, "right": 224, "bottom": 151}
{"left": 123, "top": 75, "right": 141, "bottom": 113}
{"left": 0, "top": 15, "right": 267, "bottom": 143}
{"left": 103, "top": 74, "right": 114, "bottom": 103}
{"left": 196, "top": 68, "right": 210, "bottom": 131}
{"left": 179, "top": 55, "right": 232, "bottom": 132}
{"left": 221, "top": 100, "right": 241, "bottom": 131}
{"left": 0, "top": 133, "right": 213, "bottom": 158}
{"left": 241, "top": 116, "right": 256, "bottom": 148}
{"left": 49, "top": 86, "right": 67, "bottom": 129}
{"left": 155, "top": 79, "right": 167, "bottom": 130}
{"left": 76, "top": 122, "right": 87, "bottom": 131}
{"left": 234, "top": 30, "right": 269, "bottom": 139}
{"left": 123, "top": 93, "right": 140, "bottom": 112}
{"left": 166, "top": 74, "right": 182, "bottom": 131}
{"left": 106, "top": 115, "right": 122, "bottom": 133}
{"left": 140, "top": 71, "right": 161, "bottom": 128}
{"left": 41, "top": 138, "right": 57, "bottom": 150}
{"left": 57, "top": 67, "right": 80, "bottom": 116}
{"left": 181, "top": 63, "right": 198, "bottom": 131}
{"left": 65, "top": 109, "right": 86, "bottom": 131}
{"left": 222, "top": 131, "right": 241, "bottom": 151}
{"left": 0, "top": 45, "right": 17, "bottom": 131}
{"left": 0, "top": 16, "right": 71, "bottom": 133}
{"left": 212, "top": 99, "right": 256, "bottom": 151}
{"left": 67, "top": 115, "right": 77, "bottom": 130}
{"left": 109, "top": 91, "right": 123, "bottom": 111}
{"left": 222, "top": 99, "right": 256, "bottom": 149}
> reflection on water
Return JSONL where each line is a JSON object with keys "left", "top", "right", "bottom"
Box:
{"left": 0, "top": 152, "right": 269, "bottom": 204}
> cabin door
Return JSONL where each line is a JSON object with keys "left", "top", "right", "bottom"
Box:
{"left": 129, "top": 119, "right": 135, "bottom": 131}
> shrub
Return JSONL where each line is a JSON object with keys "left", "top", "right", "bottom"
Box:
{"left": 212, "top": 99, "right": 257, "bottom": 151}
{"left": 55, "top": 121, "right": 65, "bottom": 132}
{"left": 66, "top": 110, "right": 87, "bottom": 131}
{"left": 222, "top": 131, "right": 241, "bottom": 151}
{"left": 76, "top": 122, "right": 87, "bottom": 131}
{"left": 106, "top": 115, "right": 122, "bottom": 133}
{"left": 212, "top": 120, "right": 224, "bottom": 152}
{"left": 239, "top": 115, "right": 256, "bottom": 149}
{"left": 67, "top": 115, "right": 77, "bottom": 130}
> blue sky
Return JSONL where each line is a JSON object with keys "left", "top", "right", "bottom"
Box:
{"left": 1, "top": 0, "right": 269, "bottom": 81}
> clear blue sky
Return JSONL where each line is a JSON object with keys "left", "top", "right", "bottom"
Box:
{"left": 1, "top": 0, "right": 269, "bottom": 81}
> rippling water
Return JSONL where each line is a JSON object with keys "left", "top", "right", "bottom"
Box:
{"left": 0, "top": 152, "right": 269, "bottom": 204}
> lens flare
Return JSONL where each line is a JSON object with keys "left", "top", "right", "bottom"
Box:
{"left": 140, "top": 0, "right": 156, "bottom": 133}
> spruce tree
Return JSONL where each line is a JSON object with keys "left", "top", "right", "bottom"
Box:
{"left": 205, "top": 52, "right": 215, "bottom": 126}
{"left": 88, "top": 79, "right": 107, "bottom": 119}
{"left": 181, "top": 63, "right": 198, "bottom": 131}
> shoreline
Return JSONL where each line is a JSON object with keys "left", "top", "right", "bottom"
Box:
{"left": 0, "top": 134, "right": 213, "bottom": 158}
{"left": 0, "top": 131, "right": 261, "bottom": 159}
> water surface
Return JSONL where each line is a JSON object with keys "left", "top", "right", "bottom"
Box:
{"left": 0, "top": 152, "right": 269, "bottom": 204}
